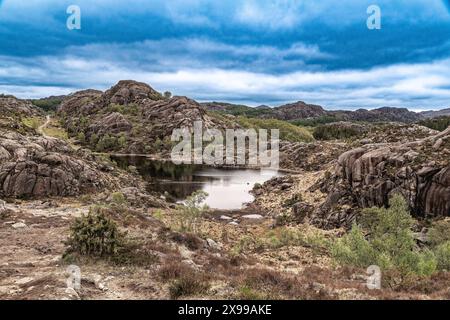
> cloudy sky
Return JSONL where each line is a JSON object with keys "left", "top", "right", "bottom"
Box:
{"left": 0, "top": 0, "right": 450, "bottom": 110}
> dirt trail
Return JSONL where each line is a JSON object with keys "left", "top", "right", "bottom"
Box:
{"left": 37, "top": 115, "right": 51, "bottom": 136}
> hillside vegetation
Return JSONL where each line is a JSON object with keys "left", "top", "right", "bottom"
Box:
{"left": 237, "top": 117, "right": 315, "bottom": 143}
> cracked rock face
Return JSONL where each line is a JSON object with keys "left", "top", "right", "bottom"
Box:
{"left": 142, "top": 96, "right": 223, "bottom": 138}
{"left": 0, "top": 131, "right": 108, "bottom": 198}
{"left": 87, "top": 112, "right": 132, "bottom": 136}
{"left": 102, "top": 80, "right": 163, "bottom": 105}
{"left": 0, "top": 95, "right": 37, "bottom": 117}
{"left": 311, "top": 127, "right": 450, "bottom": 229}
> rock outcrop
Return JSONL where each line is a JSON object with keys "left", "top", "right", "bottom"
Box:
{"left": 142, "top": 96, "right": 225, "bottom": 138}
{"left": 102, "top": 80, "right": 162, "bottom": 105}
{"left": 310, "top": 127, "right": 450, "bottom": 229}
{"left": 58, "top": 89, "right": 103, "bottom": 117}
{"left": 269, "top": 101, "right": 327, "bottom": 121}
{"left": 0, "top": 131, "right": 111, "bottom": 198}
{"left": 0, "top": 94, "right": 38, "bottom": 117}
{"left": 87, "top": 112, "right": 132, "bottom": 136}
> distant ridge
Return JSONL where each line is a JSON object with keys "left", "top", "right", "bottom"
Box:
{"left": 203, "top": 101, "right": 430, "bottom": 123}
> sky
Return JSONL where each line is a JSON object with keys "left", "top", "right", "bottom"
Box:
{"left": 0, "top": 0, "right": 450, "bottom": 110}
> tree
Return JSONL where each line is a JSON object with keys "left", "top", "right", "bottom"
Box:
{"left": 164, "top": 91, "right": 172, "bottom": 99}
{"left": 331, "top": 195, "right": 438, "bottom": 284}
{"left": 177, "top": 191, "right": 209, "bottom": 233}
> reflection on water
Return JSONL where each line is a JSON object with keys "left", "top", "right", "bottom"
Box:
{"left": 112, "top": 156, "right": 283, "bottom": 210}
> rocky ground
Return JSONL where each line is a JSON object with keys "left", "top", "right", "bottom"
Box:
{"left": 1, "top": 81, "right": 449, "bottom": 300}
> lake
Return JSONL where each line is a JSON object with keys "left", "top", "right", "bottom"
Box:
{"left": 112, "top": 156, "right": 283, "bottom": 210}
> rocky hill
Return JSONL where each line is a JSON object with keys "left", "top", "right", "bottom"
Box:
{"left": 421, "top": 108, "right": 450, "bottom": 118}
{"left": 267, "top": 101, "right": 327, "bottom": 121}
{"left": 329, "top": 107, "right": 423, "bottom": 123}
{"left": 59, "top": 81, "right": 234, "bottom": 155}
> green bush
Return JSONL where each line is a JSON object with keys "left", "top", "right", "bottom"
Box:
{"left": 331, "top": 195, "right": 438, "bottom": 279}
{"left": 117, "top": 134, "right": 127, "bottom": 148}
{"left": 435, "top": 242, "right": 450, "bottom": 270}
{"left": 65, "top": 206, "right": 123, "bottom": 257}
{"left": 76, "top": 132, "right": 86, "bottom": 143}
{"left": 111, "top": 192, "right": 127, "bottom": 206}
{"left": 164, "top": 91, "right": 172, "bottom": 99}
{"left": 109, "top": 104, "right": 126, "bottom": 114}
{"left": 177, "top": 190, "right": 209, "bottom": 233}
{"left": 428, "top": 220, "right": 450, "bottom": 247}
{"left": 96, "top": 134, "right": 119, "bottom": 152}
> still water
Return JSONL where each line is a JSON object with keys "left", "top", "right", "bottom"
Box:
{"left": 112, "top": 156, "right": 283, "bottom": 210}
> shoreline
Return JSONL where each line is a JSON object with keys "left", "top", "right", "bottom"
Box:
{"left": 105, "top": 153, "right": 302, "bottom": 174}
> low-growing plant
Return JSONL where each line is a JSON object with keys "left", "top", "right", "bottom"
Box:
{"left": 237, "top": 286, "right": 268, "bottom": 300}
{"left": 152, "top": 209, "right": 164, "bottom": 221}
{"left": 168, "top": 273, "right": 210, "bottom": 299}
{"left": 64, "top": 206, "right": 124, "bottom": 257}
{"left": 253, "top": 183, "right": 263, "bottom": 190}
{"left": 76, "top": 132, "right": 86, "bottom": 143}
{"left": 111, "top": 192, "right": 127, "bottom": 206}
{"left": 22, "top": 117, "right": 41, "bottom": 130}
{"left": 331, "top": 195, "right": 439, "bottom": 285}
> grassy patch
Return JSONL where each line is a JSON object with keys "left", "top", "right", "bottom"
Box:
{"left": 22, "top": 117, "right": 42, "bottom": 130}
{"left": 42, "top": 125, "right": 69, "bottom": 140}
{"left": 237, "top": 117, "right": 314, "bottom": 143}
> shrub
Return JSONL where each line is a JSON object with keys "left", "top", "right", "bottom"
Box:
{"left": 76, "top": 132, "right": 86, "bottom": 143}
{"left": 428, "top": 220, "right": 450, "bottom": 247}
{"left": 164, "top": 91, "right": 172, "bottom": 99}
{"left": 158, "top": 262, "right": 193, "bottom": 281}
{"left": 169, "top": 273, "right": 210, "bottom": 299}
{"left": 331, "top": 195, "right": 438, "bottom": 282}
{"left": 89, "top": 133, "right": 99, "bottom": 146}
{"left": 177, "top": 190, "right": 209, "bottom": 233}
{"left": 109, "top": 104, "right": 126, "bottom": 114}
{"left": 253, "top": 183, "right": 262, "bottom": 190}
{"left": 96, "top": 134, "right": 119, "bottom": 152}
{"left": 64, "top": 206, "right": 123, "bottom": 257}
{"left": 111, "top": 192, "right": 127, "bottom": 206}
{"left": 435, "top": 242, "right": 450, "bottom": 271}
{"left": 117, "top": 134, "right": 127, "bottom": 148}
